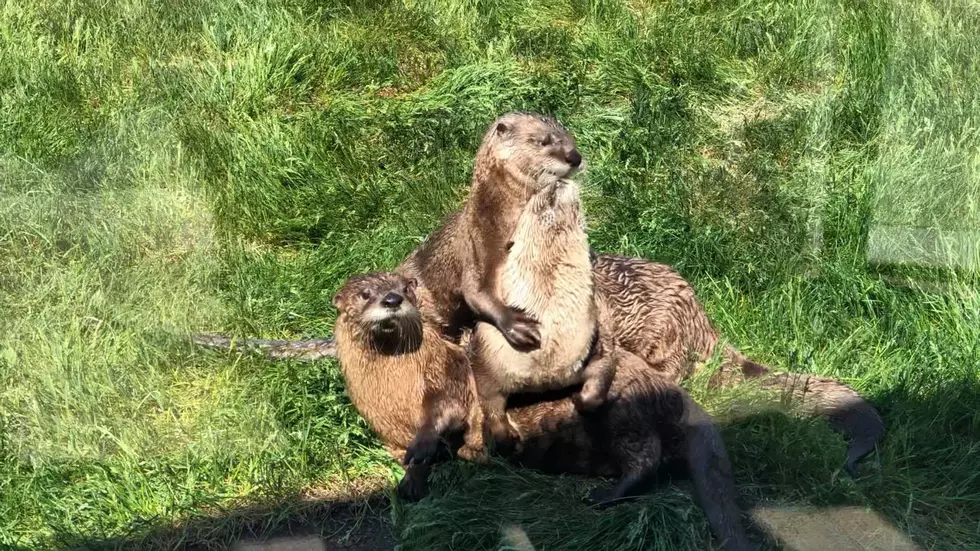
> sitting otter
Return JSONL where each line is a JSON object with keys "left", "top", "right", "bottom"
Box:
{"left": 328, "top": 272, "right": 753, "bottom": 551}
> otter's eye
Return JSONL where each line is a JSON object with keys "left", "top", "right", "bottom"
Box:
{"left": 359, "top": 290, "right": 372, "bottom": 300}
{"left": 539, "top": 135, "right": 553, "bottom": 147}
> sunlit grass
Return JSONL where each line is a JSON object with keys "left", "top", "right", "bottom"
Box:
{"left": 1, "top": 0, "right": 978, "bottom": 548}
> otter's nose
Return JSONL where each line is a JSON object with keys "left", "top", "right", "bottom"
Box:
{"left": 566, "top": 149, "right": 582, "bottom": 168}
{"left": 381, "top": 292, "right": 404, "bottom": 309}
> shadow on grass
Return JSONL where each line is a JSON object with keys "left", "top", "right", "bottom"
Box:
{"left": 55, "top": 492, "right": 395, "bottom": 551}
{"left": 50, "top": 375, "right": 980, "bottom": 551}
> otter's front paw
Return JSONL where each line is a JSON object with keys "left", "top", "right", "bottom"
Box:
{"left": 396, "top": 472, "right": 430, "bottom": 502}
{"left": 500, "top": 308, "right": 541, "bottom": 351}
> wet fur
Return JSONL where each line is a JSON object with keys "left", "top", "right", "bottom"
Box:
{"left": 592, "top": 254, "right": 886, "bottom": 475}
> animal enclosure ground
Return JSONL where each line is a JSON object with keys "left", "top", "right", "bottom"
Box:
{"left": 2, "top": 0, "right": 979, "bottom": 549}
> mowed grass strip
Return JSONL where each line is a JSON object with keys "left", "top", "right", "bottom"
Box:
{"left": 1, "top": 0, "right": 978, "bottom": 549}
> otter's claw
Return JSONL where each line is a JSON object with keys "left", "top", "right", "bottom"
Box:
{"left": 396, "top": 471, "right": 430, "bottom": 502}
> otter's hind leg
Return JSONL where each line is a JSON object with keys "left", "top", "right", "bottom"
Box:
{"left": 575, "top": 299, "right": 620, "bottom": 412}
{"left": 573, "top": 338, "right": 618, "bottom": 412}
{"left": 471, "top": 354, "right": 522, "bottom": 456}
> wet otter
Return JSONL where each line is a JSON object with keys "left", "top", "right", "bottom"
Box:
{"left": 328, "top": 272, "right": 753, "bottom": 551}
{"left": 592, "top": 255, "right": 886, "bottom": 476}
{"left": 470, "top": 178, "right": 617, "bottom": 453}
{"left": 394, "top": 111, "right": 584, "bottom": 348}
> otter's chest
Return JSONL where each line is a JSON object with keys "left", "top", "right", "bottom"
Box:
{"left": 335, "top": 345, "right": 426, "bottom": 448}
{"left": 482, "top": 246, "right": 596, "bottom": 389}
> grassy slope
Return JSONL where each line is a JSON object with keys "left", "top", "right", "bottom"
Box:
{"left": 1, "top": 0, "right": 978, "bottom": 548}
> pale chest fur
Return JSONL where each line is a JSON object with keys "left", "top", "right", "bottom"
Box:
{"left": 476, "top": 222, "right": 596, "bottom": 393}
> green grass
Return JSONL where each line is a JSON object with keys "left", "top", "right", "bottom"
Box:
{"left": 2, "top": 0, "right": 979, "bottom": 548}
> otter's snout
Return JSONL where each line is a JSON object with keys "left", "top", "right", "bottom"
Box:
{"left": 566, "top": 148, "right": 582, "bottom": 168}
{"left": 381, "top": 292, "right": 404, "bottom": 309}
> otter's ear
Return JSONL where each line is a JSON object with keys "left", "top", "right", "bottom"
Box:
{"left": 331, "top": 292, "right": 343, "bottom": 309}
{"left": 495, "top": 122, "right": 510, "bottom": 136}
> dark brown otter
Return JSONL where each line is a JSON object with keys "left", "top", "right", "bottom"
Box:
{"left": 328, "top": 272, "right": 754, "bottom": 551}
{"left": 394, "top": 111, "right": 584, "bottom": 349}
{"left": 592, "top": 255, "right": 886, "bottom": 476}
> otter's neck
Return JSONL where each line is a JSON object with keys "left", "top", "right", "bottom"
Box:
{"left": 466, "top": 161, "right": 536, "bottom": 245}
{"left": 335, "top": 320, "right": 434, "bottom": 374}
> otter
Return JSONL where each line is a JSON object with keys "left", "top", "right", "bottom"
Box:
{"left": 591, "top": 255, "right": 886, "bottom": 476}
{"left": 469, "top": 178, "right": 617, "bottom": 453}
{"left": 327, "top": 272, "right": 754, "bottom": 551}
{"left": 327, "top": 272, "right": 482, "bottom": 500}
{"left": 394, "top": 111, "right": 584, "bottom": 348}
{"left": 193, "top": 253, "right": 885, "bottom": 475}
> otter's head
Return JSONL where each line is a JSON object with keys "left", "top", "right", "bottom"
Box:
{"left": 332, "top": 273, "right": 423, "bottom": 354}
{"left": 478, "top": 111, "right": 584, "bottom": 190}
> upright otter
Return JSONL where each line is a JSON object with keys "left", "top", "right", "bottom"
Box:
{"left": 470, "top": 178, "right": 617, "bottom": 452}
{"left": 395, "top": 111, "right": 584, "bottom": 348}
{"left": 328, "top": 272, "right": 753, "bottom": 551}
{"left": 327, "top": 272, "right": 482, "bottom": 499}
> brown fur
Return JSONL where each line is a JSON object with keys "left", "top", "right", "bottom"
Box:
{"left": 470, "top": 178, "right": 617, "bottom": 453}
{"left": 330, "top": 272, "right": 753, "bottom": 551}
{"left": 395, "top": 112, "right": 583, "bottom": 349}
{"left": 193, "top": 254, "right": 885, "bottom": 475}
{"left": 192, "top": 254, "right": 884, "bottom": 475}
{"left": 593, "top": 254, "right": 886, "bottom": 475}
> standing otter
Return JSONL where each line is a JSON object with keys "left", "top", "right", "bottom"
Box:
{"left": 327, "top": 272, "right": 753, "bottom": 551}
{"left": 470, "top": 178, "right": 617, "bottom": 452}
{"left": 394, "top": 111, "right": 584, "bottom": 348}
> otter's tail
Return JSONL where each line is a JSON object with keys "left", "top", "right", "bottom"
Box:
{"left": 715, "top": 347, "right": 885, "bottom": 477}
{"left": 191, "top": 333, "right": 338, "bottom": 361}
